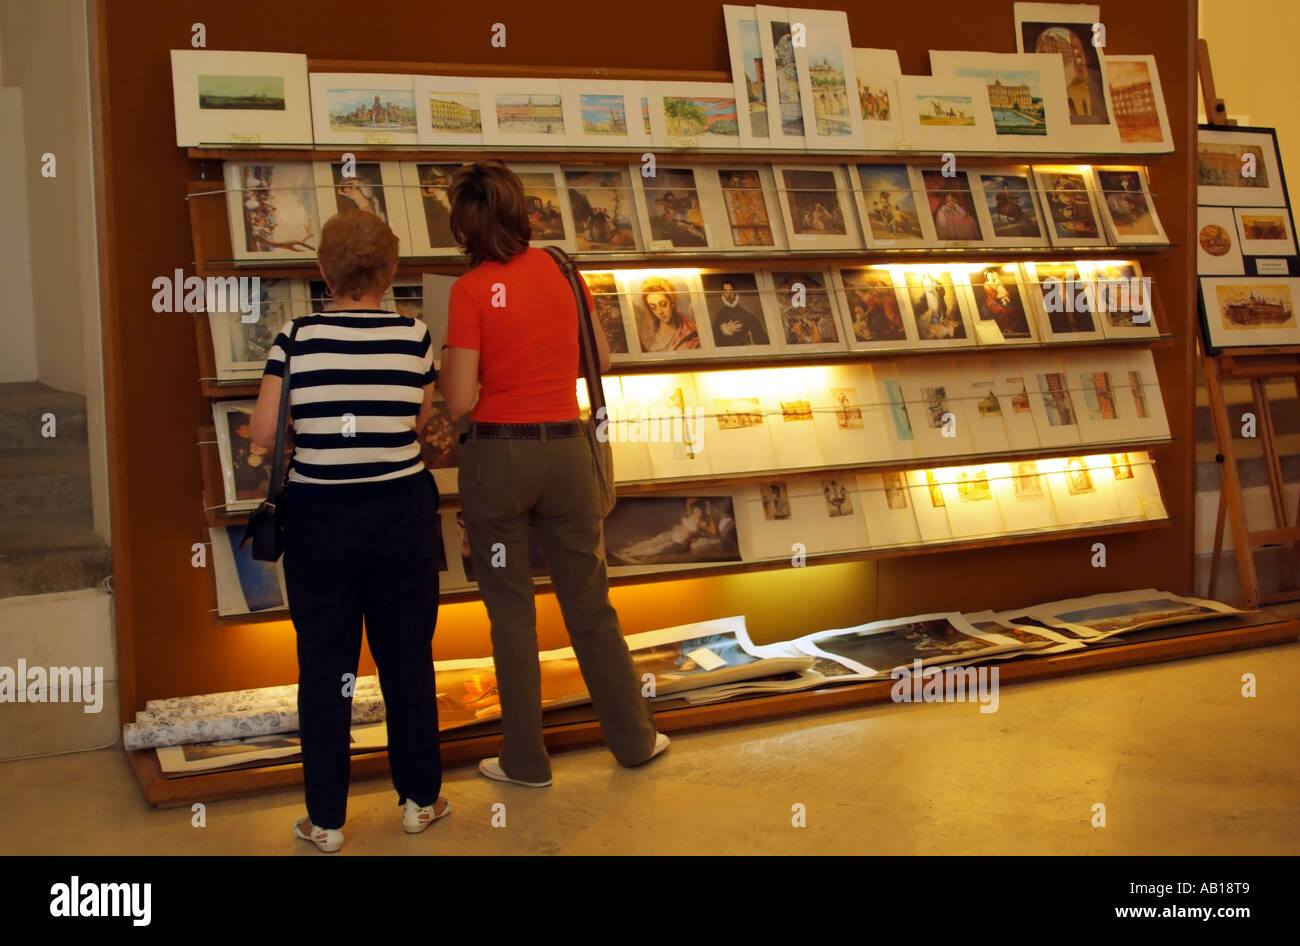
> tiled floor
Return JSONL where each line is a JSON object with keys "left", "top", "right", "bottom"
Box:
{"left": 2, "top": 638, "right": 1297, "bottom": 855}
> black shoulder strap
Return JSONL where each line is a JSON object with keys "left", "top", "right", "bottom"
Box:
{"left": 267, "top": 319, "right": 301, "bottom": 506}
{"left": 543, "top": 245, "right": 606, "bottom": 419}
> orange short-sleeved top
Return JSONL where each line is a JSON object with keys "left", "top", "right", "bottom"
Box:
{"left": 445, "top": 247, "right": 593, "bottom": 423}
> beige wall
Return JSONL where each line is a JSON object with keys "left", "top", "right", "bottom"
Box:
{"left": 1199, "top": 0, "right": 1300, "bottom": 193}
{"left": 0, "top": 0, "right": 109, "bottom": 538}
{"left": 0, "top": 85, "right": 38, "bottom": 382}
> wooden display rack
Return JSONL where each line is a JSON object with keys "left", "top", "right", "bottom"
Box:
{"left": 87, "top": 0, "right": 1294, "bottom": 809}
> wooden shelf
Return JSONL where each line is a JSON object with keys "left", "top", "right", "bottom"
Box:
{"left": 126, "top": 612, "right": 1298, "bottom": 807}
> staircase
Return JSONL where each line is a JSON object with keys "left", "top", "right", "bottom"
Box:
{"left": 0, "top": 382, "right": 111, "bottom": 597}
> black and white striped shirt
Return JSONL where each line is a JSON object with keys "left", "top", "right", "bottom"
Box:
{"left": 264, "top": 310, "right": 435, "bottom": 490}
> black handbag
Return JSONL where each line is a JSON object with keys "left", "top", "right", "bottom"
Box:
{"left": 241, "top": 320, "right": 301, "bottom": 561}
{"left": 543, "top": 245, "right": 617, "bottom": 518}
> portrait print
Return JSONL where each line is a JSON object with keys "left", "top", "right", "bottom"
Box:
{"left": 922, "top": 170, "right": 983, "bottom": 242}
{"left": 630, "top": 273, "right": 702, "bottom": 353}
{"left": 904, "top": 268, "right": 967, "bottom": 340}
{"left": 415, "top": 163, "right": 459, "bottom": 249}
{"left": 841, "top": 269, "right": 906, "bottom": 342}
{"left": 329, "top": 161, "right": 388, "bottom": 222}
{"left": 699, "top": 272, "right": 771, "bottom": 348}
{"left": 645, "top": 169, "right": 709, "bottom": 247}
{"left": 970, "top": 264, "right": 1033, "bottom": 339}
{"left": 979, "top": 173, "right": 1043, "bottom": 239}
{"left": 760, "top": 481, "right": 791, "bottom": 520}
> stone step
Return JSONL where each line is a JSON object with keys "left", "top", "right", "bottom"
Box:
{"left": 0, "top": 382, "right": 88, "bottom": 452}
{"left": 0, "top": 512, "right": 111, "bottom": 597}
{"left": 0, "top": 450, "right": 92, "bottom": 517}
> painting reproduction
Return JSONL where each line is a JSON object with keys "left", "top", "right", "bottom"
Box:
{"left": 309, "top": 73, "right": 418, "bottom": 144}
{"left": 853, "top": 48, "right": 903, "bottom": 150}
{"left": 965, "top": 263, "right": 1038, "bottom": 343}
{"left": 837, "top": 267, "right": 912, "bottom": 349}
{"left": 634, "top": 167, "right": 713, "bottom": 250}
{"left": 648, "top": 81, "right": 742, "bottom": 148}
{"left": 213, "top": 400, "right": 271, "bottom": 511}
{"left": 560, "top": 79, "right": 651, "bottom": 147}
{"left": 903, "top": 267, "right": 972, "bottom": 345}
{"left": 1197, "top": 206, "right": 1244, "bottom": 276}
{"left": 1199, "top": 276, "right": 1300, "bottom": 350}
{"left": 798, "top": 612, "right": 1021, "bottom": 678}
{"left": 774, "top": 165, "right": 859, "bottom": 250}
{"left": 1105, "top": 55, "right": 1172, "bottom": 151}
{"left": 1093, "top": 166, "right": 1168, "bottom": 244}
{"left": 724, "top": 4, "right": 771, "bottom": 144}
{"left": 413, "top": 75, "right": 483, "bottom": 146}
{"left": 791, "top": 8, "right": 864, "bottom": 149}
{"left": 1235, "top": 208, "right": 1296, "bottom": 258}
{"left": 222, "top": 162, "right": 319, "bottom": 261}
{"left": 508, "top": 164, "right": 575, "bottom": 251}
{"left": 698, "top": 272, "right": 775, "bottom": 352}
{"left": 897, "top": 75, "right": 997, "bottom": 151}
{"left": 170, "top": 50, "right": 312, "bottom": 146}
{"left": 400, "top": 162, "right": 464, "bottom": 257}
{"left": 853, "top": 164, "right": 932, "bottom": 247}
{"left": 479, "top": 79, "right": 567, "bottom": 146}
{"left": 313, "top": 160, "right": 412, "bottom": 252}
{"left": 756, "top": 5, "right": 807, "bottom": 146}
{"left": 921, "top": 169, "right": 985, "bottom": 243}
{"left": 580, "top": 272, "right": 633, "bottom": 359}
{"left": 208, "top": 277, "right": 302, "bottom": 381}
{"left": 618, "top": 270, "right": 706, "bottom": 355}
{"left": 929, "top": 50, "right": 1071, "bottom": 149}
{"left": 715, "top": 167, "right": 782, "bottom": 249}
{"left": 770, "top": 270, "right": 845, "bottom": 351}
{"left": 564, "top": 168, "right": 639, "bottom": 251}
{"left": 605, "top": 496, "right": 742, "bottom": 567}
{"left": 1014, "top": 2, "right": 1110, "bottom": 126}
{"left": 973, "top": 167, "right": 1048, "bottom": 245}
{"left": 1033, "top": 166, "right": 1108, "bottom": 247}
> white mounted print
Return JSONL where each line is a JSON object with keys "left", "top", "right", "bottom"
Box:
{"left": 223, "top": 161, "right": 320, "bottom": 261}
{"left": 312, "top": 159, "right": 412, "bottom": 253}
{"left": 647, "top": 81, "right": 743, "bottom": 149}
{"left": 790, "top": 8, "right": 864, "bottom": 149}
{"left": 561, "top": 79, "right": 651, "bottom": 149}
{"left": 897, "top": 75, "right": 997, "bottom": 152}
{"left": 928, "top": 50, "right": 1074, "bottom": 152}
{"left": 506, "top": 163, "right": 578, "bottom": 253}
{"left": 400, "top": 161, "right": 467, "bottom": 257}
{"left": 412, "top": 75, "right": 484, "bottom": 146}
{"left": 170, "top": 50, "right": 312, "bottom": 147}
{"left": 723, "top": 4, "right": 771, "bottom": 146}
{"left": 756, "top": 5, "right": 807, "bottom": 148}
{"left": 853, "top": 48, "right": 903, "bottom": 150}
{"left": 479, "top": 79, "right": 568, "bottom": 147}
{"left": 773, "top": 164, "right": 860, "bottom": 251}
{"left": 309, "top": 73, "right": 418, "bottom": 145}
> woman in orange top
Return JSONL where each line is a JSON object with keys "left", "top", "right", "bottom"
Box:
{"left": 439, "top": 162, "right": 668, "bottom": 787}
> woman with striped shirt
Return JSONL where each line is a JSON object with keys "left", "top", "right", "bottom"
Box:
{"left": 249, "top": 210, "right": 448, "bottom": 852}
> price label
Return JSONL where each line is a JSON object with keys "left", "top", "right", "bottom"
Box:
{"left": 672, "top": 136, "right": 699, "bottom": 149}
{"left": 228, "top": 133, "right": 261, "bottom": 144}
{"left": 1256, "top": 258, "right": 1290, "bottom": 275}
{"left": 648, "top": 239, "right": 675, "bottom": 252}
{"left": 685, "top": 647, "right": 727, "bottom": 671}
{"left": 364, "top": 133, "right": 396, "bottom": 145}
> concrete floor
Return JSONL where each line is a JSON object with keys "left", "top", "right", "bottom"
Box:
{"left": 1, "top": 640, "right": 1297, "bottom": 855}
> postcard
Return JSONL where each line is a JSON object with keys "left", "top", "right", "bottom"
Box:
{"left": 773, "top": 164, "right": 860, "bottom": 250}
{"left": 852, "top": 163, "right": 935, "bottom": 248}
{"left": 412, "top": 75, "right": 483, "bottom": 146}
{"left": 478, "top": 78, "right": 568, "bottom": 147}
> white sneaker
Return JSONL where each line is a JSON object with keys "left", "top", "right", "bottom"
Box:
{"left": 292, "top": 816, "right": 343, "bottom": 853}
{"left": 403, "top": 796, "right": 452, "bottom": 834}
{"left": 648, "top": 732, "right": 670, "bottom": 761}
{"left": 478, "top": 757, "right": 552, "bottom": 787}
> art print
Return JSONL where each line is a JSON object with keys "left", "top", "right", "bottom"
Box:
{"left": 605, "top": 496, "right": 741, "bottom": 566}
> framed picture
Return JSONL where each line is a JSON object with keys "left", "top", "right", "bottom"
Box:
{"left": 1197, "top": 125, "right": 1288, "bottom": 207}
{"left": 928, "top": 50, "right": 1073, "bottom": 151}
{"left": 919, "top": 168, "right": 986, "bottom": 245}
{"left": 1197, "top": 206, "right": 1245, "bottom": 276}
{"left": 399, "top": 161, "right": 465, "bottom": 257}
{"left": 506, "top": 163, "right": 577, "bottom": 252}
{"left": 206, "top": 277, "right": 304, "bottom": 382}
{"left": 960, "top": 262, "right": 1041, "bottom": 345}
{"left": 564, "top": 167, "right": 641, "bottom": 253}
{"left": 696, "top": 271, "right": 780, "bottom": 355}
{"left": 790, "top": 8, "right": 864, "bottom": 149}
{"left": 1235, "top": 208, "right": 1296, "bottom": 258}
{"left": 755, "top": 5, "right": 807, "bottom": 147}
{"left": 412, "top": 75, "right": 484, "bottom": 146}
{"left": 1033, "top": 165, "right": 1109, "bottom": 248}
{"left": 222, "top": 161, "right": 320, "bottom": 261}
{"left": 616, "top": 269, "right": 710, "bottom": 358}
{"left": 631, "top": 165, "right": 719, "bottom": 251}
{"left": 1079, "top": 260, "right": 1159, "bottom": 339}
{"left": 834, "top": 266, "right": 915, "bottom": 350}
{"left": 308, "top": 72, "right": 418, "bottom": 145}
{"left": 478, "top": 79, "right": 568, "bottom": 147}
{"left": 711, "top": 166, "right": 786, "bottom": 250}
{"left": 560, "top": 79, "right": 651, "bottom": 148}
{"left": 1104, "top": 55, "right": 1173, "bottom": 152}
{"left": 851, "top": 164, "right": 932, "bottom": 248}
{"left": 170, "top": 50, "right": 312, "bottom": 147}
{"left": 898, "top": 265, "right": 976, "bottom": 347}
{"left": 419, "top": 392, "right": 462, "bottom": 495}
{"left": 579, "top": 271, "right": 637, "bottom": 363}
{"left": 1014, "top": 3, "right": 1112, "bottom": 130}
{"left": 723, "top": 4, "right": 772, "bottom": 146}
{"left": 853, "top": 48, "right": 903, "bottom": 150}
{"left": 772, "top": 164, "right": 860, "bottom": 251}
{"left": 213, "top": 400, "right": 271, "bottom": 511}
{"left": 1024, "top": 260, "right": 1103, "bottom": 341}
{"left": 768, "top": 269, "right": 848, "bottom": 353}
{"left": 1093, "top": 165, "right": 1168, "bottom": 245}
{"left": 646, "top": 81, "right": 742, "bottom": 149}
{"left": 1199, "top": 276, "right": 1300, "bottom": 350}
{"left": 896, "top": 75, "right": 997, "bottom": 152}
{"left": 312, "top": 159, "right": 412, "bottom": 253}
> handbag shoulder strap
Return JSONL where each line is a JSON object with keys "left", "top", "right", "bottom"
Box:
{"left": 543, "top": 245, "right": 606, "bottom": 419}
{"left": 266, "top": 319, "right": 301, "bottom": 505}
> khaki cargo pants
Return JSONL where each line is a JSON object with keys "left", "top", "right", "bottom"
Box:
{"left": 458, "top": 429, "right": 658, "bottom": 783}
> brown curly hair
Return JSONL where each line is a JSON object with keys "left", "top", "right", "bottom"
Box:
{"left": 317, "top": 210, "right": 399, "bottom": 300}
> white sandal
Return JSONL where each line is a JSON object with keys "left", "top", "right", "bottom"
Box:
{"left": 292, "top": 816, "right": 343, "bottom": 853}
{"left": 403, "top": 796, "right": 453, "bottom": 834}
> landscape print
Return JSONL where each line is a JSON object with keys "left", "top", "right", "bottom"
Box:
{"left": 954, "top": 67, "right": 1047, "bottom": 136}
{"left": 326, "top": 88, "right": 417, "bottom": 133}
{"left": 198, "top": 74, "right": 284, "bottom": 110}
{"left": 1021, "top": 20, "right": 1109, "bottom": 124}
{"left": 1107, "top": 59, "right": 1161, "bottom": 143}
{"left": 663, "top": 95, "right": 740, "bottom": 139}
{"left": 495, "top": 93, "right": 565, "bottom": 135}
{"left": 805, "top": 33, "right": 852, "bottom": 136}
{"left": 425, "top": 91, "right": 482, "bottom": 133}
{"left": 917, "top": 93, "right": 976, "bottom": 126}
{"left": 736, "top": 18, "right": 769, "bottom": 136}
{"left": 1214, "top": 283, "right": 1295, "bottom": 330}
{"left": 580, "top": 93, "right": 628, "bottom": 135}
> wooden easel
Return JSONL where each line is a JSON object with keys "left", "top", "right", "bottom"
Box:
{"left": 1199, "top": 41, "right": 1300, "bottom": 607}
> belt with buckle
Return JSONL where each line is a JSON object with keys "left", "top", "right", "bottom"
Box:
{"left": 469, "top": 420, "right": 583, "bottom": 440}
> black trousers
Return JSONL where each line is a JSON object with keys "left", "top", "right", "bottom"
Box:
{"left": 283, "top": 471, "right": 442, "bottom": 830}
